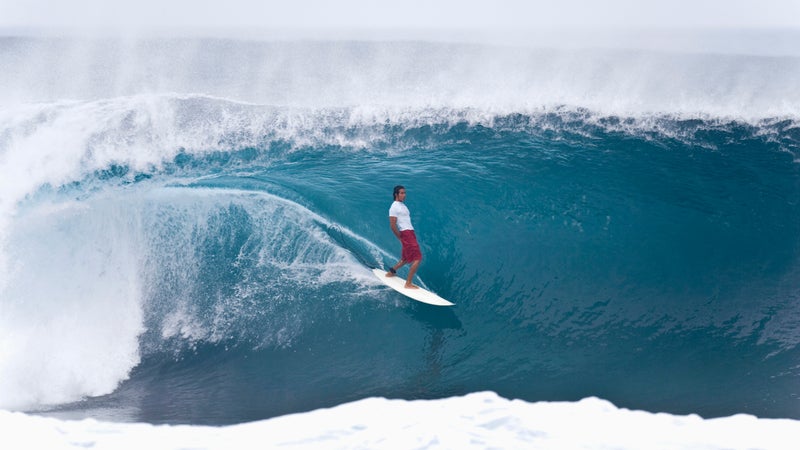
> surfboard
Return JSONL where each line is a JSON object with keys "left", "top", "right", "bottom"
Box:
{"left": 371, "top": 268, "right": 454, "bottom": 306}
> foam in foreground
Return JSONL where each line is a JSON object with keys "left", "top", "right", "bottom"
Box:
{"left": 3, "top": 392, "right": 799, "bottom": 449}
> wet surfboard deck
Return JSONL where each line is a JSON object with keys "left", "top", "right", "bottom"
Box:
{"left": 371, "top": 268, "right": 454, "bottom": 306}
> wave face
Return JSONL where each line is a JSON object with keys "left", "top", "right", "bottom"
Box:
{"left": 1, "top": 37, "right": 799, "bottom": 425}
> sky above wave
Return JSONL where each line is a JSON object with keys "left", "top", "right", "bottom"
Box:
{"left": 1, "top": 0, "right": 799, "bottom": 31}
{"left": 1, "top": 1, "right": 799, "bottom": 57}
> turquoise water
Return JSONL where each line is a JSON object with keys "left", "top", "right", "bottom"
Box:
{"left": 1, "top": 38, "right": 799, "bottom": 425}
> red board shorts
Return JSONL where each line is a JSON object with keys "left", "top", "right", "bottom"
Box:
{"left": 400, "top": 230, "right": 422, "bottom": 262}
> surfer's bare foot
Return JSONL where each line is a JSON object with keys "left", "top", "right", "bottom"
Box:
{"left": 405, "top": 283, "right": 419, "bottom": 289}
{"left": 385, "top": 271, "right": 395, "bottom": 277}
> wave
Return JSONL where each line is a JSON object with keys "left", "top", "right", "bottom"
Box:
{"left": 1, "top": 84, "right": 799, "bottom": 419}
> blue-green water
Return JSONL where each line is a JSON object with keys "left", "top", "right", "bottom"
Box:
{"left": 1, "top": 38, "right": 799, "bottom": 425}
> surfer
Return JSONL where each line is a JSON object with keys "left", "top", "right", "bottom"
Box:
{"left": 385, "top": 185, "right": 421, "bottom": 289}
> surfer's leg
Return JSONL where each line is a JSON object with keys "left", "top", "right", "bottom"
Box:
{"left": 405, "top": 258, "right": 421, "bottom": 289}
{"left": 386, "top": 260, "right": 406, "bottom": 277}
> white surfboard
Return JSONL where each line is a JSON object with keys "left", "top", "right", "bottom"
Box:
{"left": 371, "top": 268, "right": 454, "bottom": 306}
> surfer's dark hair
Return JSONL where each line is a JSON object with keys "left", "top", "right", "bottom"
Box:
{"left": 393, "top": 185, "right": 405, "bottom": 200}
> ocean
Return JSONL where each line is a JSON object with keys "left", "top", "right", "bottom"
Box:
{"left": 1, "top": 34, "right": 799, "bottom": 447}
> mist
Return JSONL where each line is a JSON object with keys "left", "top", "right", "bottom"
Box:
{"left": 1, "top": 1, "right": 799, "bottom": 115}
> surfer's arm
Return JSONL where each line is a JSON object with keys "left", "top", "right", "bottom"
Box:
{"left": 389, "top": 216, "right": 402, "bottom": 240}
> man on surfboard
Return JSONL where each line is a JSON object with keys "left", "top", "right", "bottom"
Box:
{"left": 385, "top": 185, "right": 421, "bottom": 289}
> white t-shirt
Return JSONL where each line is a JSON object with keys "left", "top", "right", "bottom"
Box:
{"left": 389, "top": 201, "right": 414, "bottom": 231}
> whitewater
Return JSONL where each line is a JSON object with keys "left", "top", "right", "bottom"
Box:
{"left": 1, "top": 31, "right": 800, "bottom": 448}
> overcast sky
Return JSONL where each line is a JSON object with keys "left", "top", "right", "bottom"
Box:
{"left": 2, "top": 0, "right": 799, "bottom": 31}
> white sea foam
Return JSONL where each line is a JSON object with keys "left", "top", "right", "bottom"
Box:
{"left": 0, "top": 195, "right": 144, "bottom": 410}
{"left": 1, "top": 391, "right": 798, "bottom": 449}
